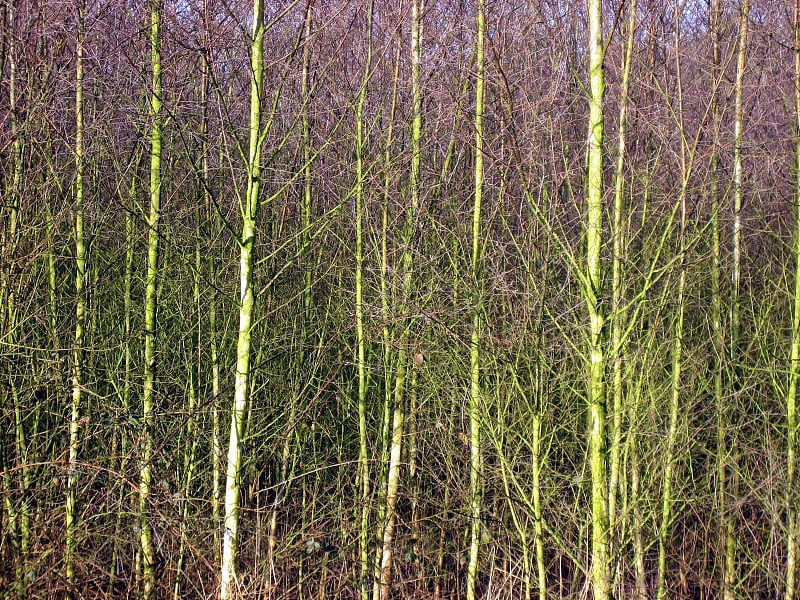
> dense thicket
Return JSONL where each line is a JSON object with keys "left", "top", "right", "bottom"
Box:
{"left": 1, "top": 0, "right": 799, "bottom": 598}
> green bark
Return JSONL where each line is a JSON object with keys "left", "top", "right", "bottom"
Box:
{"left": 466, "top": 1, "right": 485, "bottom": 598}
{"left": 374, "top": 3, "right": 423, "bottom": 598}
{"left": 220, "top": 0, "right": 264, "bottom": 594}
{"left": 355, "top": 3, "right": 374, "bottom": 599}
{"left": 709, "top": 1, "right": 731, "bottom": 598}
{"left": 374, "top": 39, "right": 402, "bottom": 572}
{"left": 724, "top": 3, "right": 749, "bottom": 597}
{"left": 608, "top": 2, "right": 636, "bottom": 574}
{"left": 66, "top": 0, "right": 86, "bottom": 592}
{"left": 586, "top": 0, "right": 609, "bottom": 598}
{"left": 139, "top": 1, "right": 163, "bottom": 596}
{"left": 656, "top": 265, "right": 685, "bottom": 600}
{"left": 787, "top": 3, "right": 800, "bottom": 598}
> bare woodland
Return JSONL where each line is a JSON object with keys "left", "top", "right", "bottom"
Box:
{"left": 2, "top": 0, "right": 800, "bottom": 598}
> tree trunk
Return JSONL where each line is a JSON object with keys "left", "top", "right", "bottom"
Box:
{"left": 373, "top": 2, "right": 423, "bottom": 598}
{"left": 466, "top": 1, "right": 485, "bottom": 597}
{"left": 220, "top": 0, "right": 264, "bottom": 594}
{"left": 586, "top": 0, "right": 609, "bottom": 597}
{"left": 139, "top": 0, "right": 163, "bottom": 596}
{"left": 787, "top": 3, "right": 800, "bottom": 598}
{"left": 66, "top": 0, "right": 86, "bottom": 592}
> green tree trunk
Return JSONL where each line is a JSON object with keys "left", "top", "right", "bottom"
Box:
{"left": 220, "top": 0, "right": 264, "bottom": 594}
{"left": 139, "top": 1, "right": 163, "bottom": 596}
{"left": 266, "top": 0, "right": 315, "bottom": 577}
{"left": 466, "top": 1, "right": 485, "bottom": 597}
{"left": 585, "top": 0, "right": 609, "bottom": 597}
{"left": 355, "top": 3, "right": 374, "bottom": 599}
{"left": 65, "top": 0, "right": 86, "bottom": 592}
{"left": 608, "top": 6, "right": 636, "bottom": 588}
{"left": 709, "top": 1, "right": 731, "bottom": 598}
{"left": 723, "top": 4, "right": 749, "bottom": 597}
{"left": 374, "top": 2, "right": 423, "bottom": 598}
{"left": 787, "top": 3, "right": 800, "bottom": 597}
{"left": 374, "top": 37, "right": 402, "bottom": 585}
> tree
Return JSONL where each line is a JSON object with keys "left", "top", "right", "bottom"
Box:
{"left": 374, "top": 2, "right": 423, "bottom": 598}
{"left": 353, "top": 3, "right": 374, "bottom": 599}
{"left": 219, "top": 0, "right": 264, "bottom": 593}
{"left": 585, "top": 0, "right": 609, "bottom": 597}
{"left": 139, "top": 0, "right": 164, "bottom": 595}
{"left": 465, "top": 0, "right": 485, "bottom": 598}
{"left": 65, "top": 0, "right": 86, "bottom": 593}
{"left": 786, "top": 2, "right": 800, "bottom": 597}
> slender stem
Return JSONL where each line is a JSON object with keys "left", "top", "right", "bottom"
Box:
{"left": 220, "top": 0, "right": 264, "bottom": 594}
{"left": 139, "top": 1, "right": 163, "bottom": 596}
{"left": 608, "top": 3, "right": 636, "bottom": 581}
{"left": 466, "top": 1, "right": 485, "bottom": 598}
{"left": 724, "top": 4, "right": 749, "bottom": 597}
{"left": 586, "top": 0, "right": 609, "bottom": 597}
{"left": 66, "top": 0, "right": 86, "bottom": 593}
{"left": 374, "top": 2, "right": 423, "bottom": 598}
{"left": 787, "top": 3, "right": 800, "bottom": 598}
{"left": 355, "top": 3, "right": 374, "bottom": 599}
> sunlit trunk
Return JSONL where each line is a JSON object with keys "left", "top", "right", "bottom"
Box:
{"left": 466, "top": 1, "right": 485, "bottom": 597}
{"left": 65, "top": 0, "right": 86, "bottom": 593}
{"left": 220, "top": 0, "right": 264, "bottom": 594}
{"left": 139, "top": 1, "right": 163, "bottom": 596}
{"left": 586, "top": 0, "right": 609, "bottom": 597}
